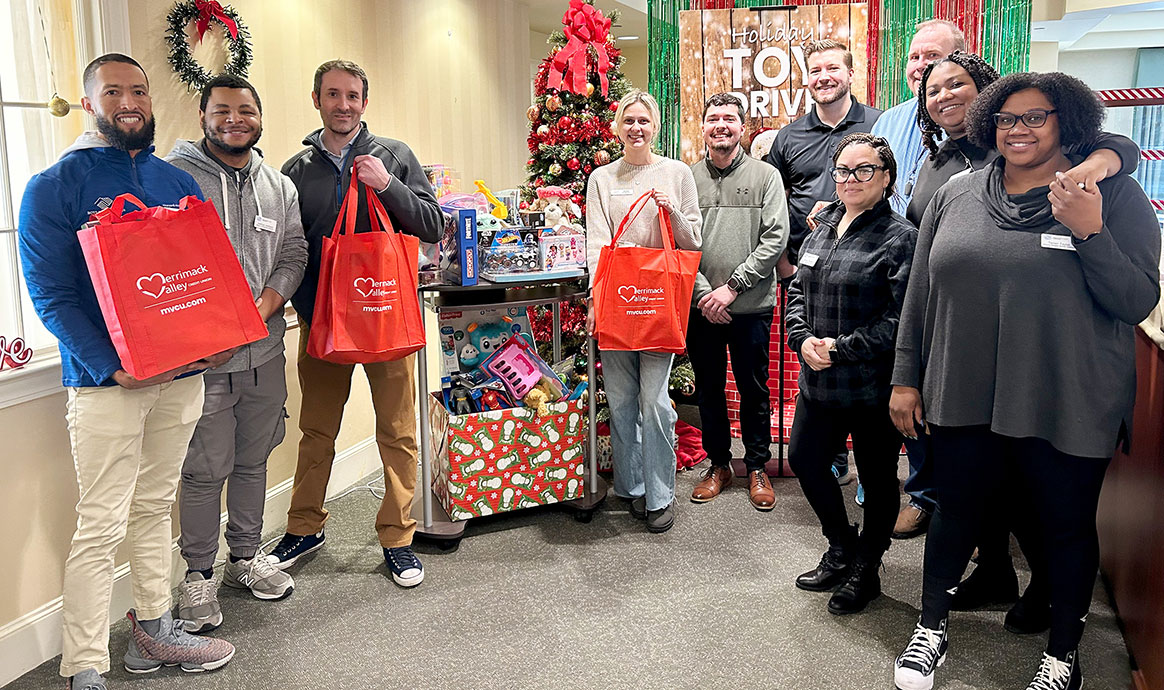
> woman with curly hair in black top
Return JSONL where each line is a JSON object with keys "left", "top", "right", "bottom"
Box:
{"left": 892, "top": 72, "right": 1160, "bottom": 690}
{"left": 785, "top": 133, "right": 916, "bottom": 616}
{"left": 900, "top": 51, "right": 1141, "bottom": 626}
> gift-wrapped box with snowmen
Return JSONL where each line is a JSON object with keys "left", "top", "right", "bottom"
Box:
{"left": 427, "top": 395, "right": 587, "bottom": 521}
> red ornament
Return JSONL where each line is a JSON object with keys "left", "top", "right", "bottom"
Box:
{"left": 535, "top": 177, "right": 545, "bottom": 187}
{"left": 566, "top": 157, "right": 581, "bottom": 171}
{"left": 572, "top": 193, "right": 582, "bottom": 205}
{"left": 583, "top": 164, "right": 593, "bottom": 174}
{"left": 558, "top": 116, "right": 573, "bottom": 129}
{"left": 527, "top": 158, "right": 535, "bottom": 167}
{"left": 519, "top": 200, "right": 529, "bottom": 210}
{"left": 609, "top": 101, "right": 619, "bottom": 112}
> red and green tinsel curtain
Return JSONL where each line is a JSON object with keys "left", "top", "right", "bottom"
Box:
{"left": 647, "top": 0, "right": 1031, "bottom": 158}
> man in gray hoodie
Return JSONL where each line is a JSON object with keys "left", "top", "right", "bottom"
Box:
{"left": 688, "top": 93, "right": 790, "bottom": 511}
{"left": 165, "top": 74, "right": 307, "bottom": 633}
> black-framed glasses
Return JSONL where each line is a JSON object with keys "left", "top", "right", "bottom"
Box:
{"left": 831, "top": 164, "right": 885, "bottom": 183}
{"left": 993, "top": 109, "right": 1058, "bottom": 130}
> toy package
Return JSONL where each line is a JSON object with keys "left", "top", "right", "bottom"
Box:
{"left": 478, "top": 222, "right": 541, "bottom": 275}
{"left": 539, "top": 227, "right": 586, "bottom": 271}
{"left": 438, "top": 307, "right": 535, "bottom": 379}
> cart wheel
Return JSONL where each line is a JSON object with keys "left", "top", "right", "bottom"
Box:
{"left": 434, "top": 538, "right": 461, "bottom": 551}
{"left": 573, "top": 509, "right": 594, "bottom": 523}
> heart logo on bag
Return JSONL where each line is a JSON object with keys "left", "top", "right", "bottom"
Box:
{"left": 354, "top": 277, "right": 375, "bottom": 298}
{"left": 617, "top": 285, "right": 636, "bottom": 303}
{"left": 136, "top": 273, "right": 166, "bottom": 299}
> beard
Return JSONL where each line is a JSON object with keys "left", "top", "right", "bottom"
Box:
{"left": 709, "top": 138, "right": 738, "bottom": 153}
{"left": 96, "top": 112, "right": 156, "bottom": 152}
{"left": 204, "top": 122, "right": 262, "bottom": 155}
{"left": 811, "top": 81, "right": 851, "bottom": 106}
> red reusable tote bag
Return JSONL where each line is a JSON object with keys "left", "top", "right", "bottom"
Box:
{"left": 307, "top": 174, "right": 424, "bottom": 364}
{"left": 78, "top": 193, "right": 268, "bottom": 380}
{"left": 592, "top": 191, "right": 701, "bottom": 354}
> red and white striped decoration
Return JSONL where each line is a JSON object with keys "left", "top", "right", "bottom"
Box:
{"left": 1096, "top": 87, "right": 1164, "bottom": 106}
{"left": 1152, "top": 199, "right": 1164, "bottom": 211}
{"left": 1142, "top": 149, "right": 1164, "bottom": 161}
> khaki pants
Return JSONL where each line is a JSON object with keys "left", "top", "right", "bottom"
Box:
{"left": 286, "top": 321, "right": 418, "bottom": 548}
{"left": 60, "top": 375, "right": 205, "bottom": 677}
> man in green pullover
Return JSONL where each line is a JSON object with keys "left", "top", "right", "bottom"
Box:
{"left": 688, "top": 93, "right": 790, "bottom": 511}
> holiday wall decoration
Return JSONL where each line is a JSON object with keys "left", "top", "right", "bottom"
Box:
{"left": 165, "top": 0, "right": 253, "bottom": 91}
{"left": 521, "top": 0, "right": 631, "bottom": 218}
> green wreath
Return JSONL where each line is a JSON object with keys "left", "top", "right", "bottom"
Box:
{"left": 165, "top": 1, "right": 253, "bottom": 92}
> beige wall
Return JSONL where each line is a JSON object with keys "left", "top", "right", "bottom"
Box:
{"left": 2, "top": 0, "right": 532, "bottom": 638}
{"left": 130, "top": 0, "right": 532, "bottom": 189}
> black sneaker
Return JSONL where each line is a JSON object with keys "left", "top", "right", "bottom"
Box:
{"left": 950, "top": 564, "right": 1019, "bottom": 611}
{"left": 894, "top": 618, "right": 948, "bottom": 690}
{"left": 795, "top": 545, "right": 851, "bottom": 592}
{"left": 384, "top": 546, "right": 424, "bottom": 587}
{"left": 827, "top": 557, "right": 881, "bottom": 614}
{"left": 266, "top": 530, "right": 325, "bottom": 571}
{"left": 646, "top": 502, "right": 675, "bottom": 533}
{"left": 1026, "top": 650, "right": 1081, "bottom": 690}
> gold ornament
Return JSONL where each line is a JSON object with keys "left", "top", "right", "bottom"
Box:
{"left": 526, "top": 104, "right": 540, "bottom": 123}
{"left": 48, "top": 94, "right": 70, "bottom": 117}
{"left": 545, "top": 94, "right": 562, "bottom": 112}
{"left": 594, "top": 149, "right": 611, "bottom": 166}
{"left": 585, "top": 82, "right": 595, "bottom": 98}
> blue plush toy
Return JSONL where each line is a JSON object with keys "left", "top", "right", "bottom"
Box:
{"left": 457, "top": 321, "right": 512, "bottom": 371}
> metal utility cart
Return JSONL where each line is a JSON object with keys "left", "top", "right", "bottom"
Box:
{"left": 409, "top": 275, "right": 607, "bottom": 546}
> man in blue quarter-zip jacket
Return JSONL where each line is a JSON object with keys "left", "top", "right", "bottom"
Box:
{"left": 18, "top": 54, "right": 235, "bottom": 690}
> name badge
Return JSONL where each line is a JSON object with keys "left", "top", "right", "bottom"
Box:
{"left": 800, "top": 253, "right": 820, "bottom": 267}
{"left": 254, "top": 216, "right": 277, "bottom": 232}
{"left": 1040, "top": 233, "right": 1076, "bottom": 252}
{"left": 611, "top": 188, "right": 634, "bottom": 196}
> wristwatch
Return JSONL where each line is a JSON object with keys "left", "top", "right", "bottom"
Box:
{"left": 726, "top": 276, "right": 744, "bottom": 293}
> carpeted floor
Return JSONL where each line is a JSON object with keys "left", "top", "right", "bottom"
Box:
{"left": 13, "top": 447, "right": 1133, "bottom": 690}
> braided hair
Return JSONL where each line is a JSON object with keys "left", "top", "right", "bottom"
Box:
{"left": 915, "top": 51, "right": 1001, "bottom": 158}
{"left": 833, "top": 132, "right": 898, "bottom": 201}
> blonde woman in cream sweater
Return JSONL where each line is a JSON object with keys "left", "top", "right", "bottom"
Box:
{"left": 585, "top": 89, "right": 702, "bottom": 533}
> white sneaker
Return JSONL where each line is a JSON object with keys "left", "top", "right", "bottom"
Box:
{"left": 894, "top": 618, "right": 948, "bottom": 690}
{"left": 176, "top": 571, "right": 222, "bottom": 633}
{"left": 224, "top": 554, "right": 295, "bottom": 600}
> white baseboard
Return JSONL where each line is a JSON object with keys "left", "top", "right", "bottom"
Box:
{"left": 0, "top": 436, "right": 380, "bottom": 688}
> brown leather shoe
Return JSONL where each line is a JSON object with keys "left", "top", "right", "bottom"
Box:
{"left": 891, "top": 504, "right": 931, "bottom": 539}
{"left": 691, "top": 464, "right": 732, "bottom": 503}
{"left": 748, "top": 470, "right": 775, "bottom": 511}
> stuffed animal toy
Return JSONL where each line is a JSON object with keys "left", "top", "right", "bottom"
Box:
{"left": 521, "top": 376, "right": 560, "bottom": 417}
{"left": 458, "top": 321, "right": 511, "bottom": 371}
{"left": 529, "top": 186, "right": 583, "bottom": 232}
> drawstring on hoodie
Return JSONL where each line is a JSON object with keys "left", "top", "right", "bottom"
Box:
{"left": 217, "top": 167, "right": 261, "bottom": 232}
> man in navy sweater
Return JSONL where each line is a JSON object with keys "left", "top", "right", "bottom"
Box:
{"left": 18, "top": 54, "right": 235, "bottom": 690}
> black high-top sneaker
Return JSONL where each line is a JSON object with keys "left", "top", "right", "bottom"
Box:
{"left": 894, "top": 617, "right": 948, "bottom": 690}
{"left": 1026, "top": 650, "right": 1082, "bottom": 690}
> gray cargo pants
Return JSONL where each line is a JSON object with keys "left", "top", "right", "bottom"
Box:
{"left": 179, "top": 353, "right": 288, "bottom": 571}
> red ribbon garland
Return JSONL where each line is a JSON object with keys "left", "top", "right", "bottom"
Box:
{"left": 547, "top": 0, "right": 612, "bottom": 97}
{"left": 194, "top": 0, "right": 239, "bottom": 42}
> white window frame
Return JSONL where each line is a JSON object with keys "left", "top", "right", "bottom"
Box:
{"left": 0, "top": 0, "right": 129, "bottom": 410}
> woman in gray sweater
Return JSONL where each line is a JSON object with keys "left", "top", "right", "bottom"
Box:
{"left": 891, "top": 73, "right": 1160, "bottom": 690}
{"left": 585, "top": 90, "right": 702, "bottom": 533}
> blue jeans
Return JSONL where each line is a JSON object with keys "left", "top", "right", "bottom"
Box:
{"left": 601, "top": 350, "right": 677, "bottom": 512}
{"left": 903, "top": 435, "right": 937, "bottom": 513}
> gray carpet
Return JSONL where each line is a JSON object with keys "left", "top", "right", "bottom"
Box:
{"left": 12, "top": 446, "right": 1133, "bottom": 690}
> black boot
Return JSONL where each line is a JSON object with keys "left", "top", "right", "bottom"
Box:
{"left": 1005, "top": 586, "right": 1052, "bottom": 635}
{"left": 827, "top": 557, "right": 881, "bottom": 615}
{"left": 950, "top": 563, "right": 1019, "bottom": 611}
{"left": 796, "top": 544, "right": 852, "bottom": 592}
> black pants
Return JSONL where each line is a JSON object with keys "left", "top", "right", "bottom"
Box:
{"left": 788, "top": 397, "right": 903, "bottom": 562}
{"left": 687, "top": 309, "right": 773, "bottom": 472}
{"left": 920, "top": 425, "right": 1110, "bottom": 657}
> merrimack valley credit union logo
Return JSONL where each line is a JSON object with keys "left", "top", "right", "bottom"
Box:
{"left": 136, "top": 265, "right": 210, "bottom": 299}
{"left": 354, "top": 277, "right": 398, "bottom": 298}
{"left": 617, "top": 285, "right": 664, "bottom": 303}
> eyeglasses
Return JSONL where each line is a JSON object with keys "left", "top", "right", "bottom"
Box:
{"left": 993, "top": 109, "right": 1058, "bottom": 130}
{"left": 830, "top": 164, "right": 885, "bottom": 183}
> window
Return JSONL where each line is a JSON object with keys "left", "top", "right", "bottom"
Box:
{"left": 0, "top": 0, "right": 89, "bottom": 370}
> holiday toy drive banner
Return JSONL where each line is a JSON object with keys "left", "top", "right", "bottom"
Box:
{"left": 677, "top": 5, "right": 868, "bottom": 163}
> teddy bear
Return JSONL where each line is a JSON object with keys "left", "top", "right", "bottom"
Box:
{"left": 529, "top": 186, "right": 583, "bottom": 233}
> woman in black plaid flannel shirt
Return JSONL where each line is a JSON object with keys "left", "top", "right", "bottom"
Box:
{"left": 784, "top": 133, "right": 917, "bottom": 617}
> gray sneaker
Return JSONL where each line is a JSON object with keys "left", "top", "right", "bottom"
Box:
{"left": 224, "top": 553, "right": 294, "bottom": 600}
{"left": 123, "top": 609, "right": 235, "bottom": 674}
{"left": 66, "top": 668, "right": 105, "bottom": 689}
{"left": 177, "top": 571, "right": 222, "bottom": 633}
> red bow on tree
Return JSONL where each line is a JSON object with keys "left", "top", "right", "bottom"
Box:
{"left": 194, "top": 0, "right": 239, "bottom": 42}
{"left": 548, "top": 0, "right": 612, "bottom": 97}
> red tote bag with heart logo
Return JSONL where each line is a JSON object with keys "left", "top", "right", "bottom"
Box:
{"left": 307, "top": 174, "right": 424, "bottom": 364}
{"left": 78, "top": 193, "right": 268, "bottom": 380}
{"left": 592, "top": 191, "right": 701, "bottom": 354}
